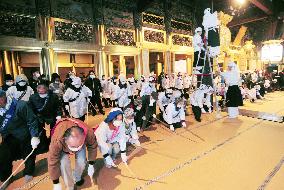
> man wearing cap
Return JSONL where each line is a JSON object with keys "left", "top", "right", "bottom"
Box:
{"left": 0, "top": 90, "right": 40, "bottom": 188}
{"left": 29, "top": 80, "right": 62, "bottom": 153}
{"left": 127, "top": 77, "right": 137, "bottom": 104}
{"left": 6, "top": 74, "right": 34, "bottom": 101}
{"left": 113, "top": 76, "right": 131, "bottom": 109}
{"left": 0, "top": 74, "right": 14, "bottom": 92}
{"left": 157, "top": 88, "right": 174, "bottom": 115}
{"left": 190, "top": 85, "right": 207, "bottom": 122}
{"left": 220, "top": 62, "right": 243, "bottom": 118}
{"left": 48, "top": 118, "right": 97, "bottom": 190}
{"left": 63, "top": 77, "right": 92, "bottom": 121}
{"left": 163, "top": 97, "right": 186, "bottom": 131}
{"left": 95, "top": 108, "right": 127, "bottom": 168}
{"left": 193, "top": 27, "right": 205, "bottom": 75}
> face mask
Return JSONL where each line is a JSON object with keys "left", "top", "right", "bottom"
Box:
{"left": 39, "top": 93, "right": 48, "bottom": 98}
{"left": 113, "top": 120, "right": 122, "bottom": 127}
{"left": 121, "top": 81, "right": 126, "bottom": 85}
{"left": 68, "top": 144, "right": 83, "bottom": 152}
{"left": 35, "top": 73, "right": 40, "bottom": 78}
{"left": 6, "top": 81, "right": 13, "bottom": 86}
{"left": 55, "top": 81, "right": 60, "bottom": 84}
{"left": 90, "top": 75, "right": 95, "bottom": 79}
{"left": 18, "top": 81, "right": 26, "bottom": 86}
{"left": 74, "top": 84, "right": 81, "bottom": 88}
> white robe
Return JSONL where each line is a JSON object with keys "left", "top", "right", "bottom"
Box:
{"left": 140, "top": 82, "right": 156, "bottom": 97}
{"left": 175, "top": 77, "right": 183, "bottom": 90}
{"left": 113, "top": 87, "right": 130, "bottom": 108}
{"left": 163, "top": 103, "right": 185, "bottom": 125}
{"left": 190, "top": 89, "right": 205, "bottom": 108}
{"left": 157, "top": 92, "right": 173, "bottom": 112}
{"left": 6, "top": 86, "right": 34, "bottom": 101}
{"left": 193, "top": 33, "right": 204, "bottom": 52}
{"left": 63, "top": 86, "right": 92, "bottom": 118}
{"left": 183, "top": 76, "right": 191, "bottom": 89}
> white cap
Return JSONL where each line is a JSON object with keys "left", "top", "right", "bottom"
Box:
{"left": 204, "top": 8, "right": 211, "bottom": 14}
{"left": 71, "top": 77, "right": 81, "bottom": 86}
{"left": 16, "top": 74, "right": 28, "bottom": 83}
{"left": 195, "top": 27, "right": 202, "bottom": 33}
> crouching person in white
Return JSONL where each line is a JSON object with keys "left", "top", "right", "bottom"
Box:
{"left": 48, "top": 118, "right": 97, "bottom": 190}
{"left": 221, "top": 62, "right": 243, "bottom": 118}
{"left": 124, "top": 108, "right": 140, "bottom": 147}
{"left": 163, "top": 97, "right": 186, "bottom": 131}
{"left": 95, "top": 108, "right": 127, "bottom": 168}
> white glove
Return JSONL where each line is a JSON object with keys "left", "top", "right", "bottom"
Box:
{"left": 170, "top": 125, "right": 175, "bottom": 131}
{"left": 142, "top": 116, "right": 146, "bottom": 120}
{"left": 105, "top": 155, "right": 117, "bottom": 168}
{"left": 56, "top": 116, "right": 61, "bottom": 121}
{"left": 31, "top": 137, "right": 40, "bottom": 149}
{"left": 53, "top": 183, "right": 62, "bottom": 190}
{"left": 137, "top": 127, "right": 141, "bottom": 132}
{"left": 100, "top": 92, "right": 103, "bottom": 97}
{"left": 65, "top": 105, "right": 70, "bottom": 113}
{"left": 121, "top": 152, "right": 128, "bottom": 163}
{"left": 208, "top": 107, "right": 212, "bottom": 113}
{"left": 201, "top": 108, "right": 206, "bottom": 113}
{"left": 182, "top": 122, "right": 186, "bottom": 128}
{"left": 88, "top": 164, "right": 95, "bottom": 177}
{"left": 152, "top": 114, "right": 156, "bottom": 118}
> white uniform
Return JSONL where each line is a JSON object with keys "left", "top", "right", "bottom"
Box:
{"left": 95, "top": 121, "right": 127, "bottom": 156}
{"left": 140, "top": 82, "right": 156, "bottom": 97}
{"left": 183, "top": 75, "right": 191, "bottom": 89}
{"left": 127, "top": 82, "right": 137, "bottom": 97}
{"left": 190, "top": 89, "right": 205, "bottom": 108}
{"left": 193, "top": 33, "right": 204, "bottom": 52}
{"left": 101, "top": 79, "right": 110, "bottom": 99}
{"left": 113, "top": 87, "right": 130, "bottom": 108}
{"left": 175, "top": 76, "right": 183, "bottom": 90}
{"left": 162, "top": 77, "right": 170, "bottom": 89}
{"left": 110, "top": 82, "right": 119, "bottom": 101}
{"left": 6, "top": 86, "right": 34, "bottom": 101}
{"left": 157, "top": 91, "right": 173, "bottom": 113}
{"left": 63, "top": 85, "right": 92, "bottom": 118}
{"left": 163, "top": 102, "right": 185, "bottom": 125}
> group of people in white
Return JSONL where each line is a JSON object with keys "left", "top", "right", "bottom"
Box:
{"left": 1, "top": 7, "right": 282, "bottom": 190}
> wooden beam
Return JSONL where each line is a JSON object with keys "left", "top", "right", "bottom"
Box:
{"left": 249, "top": 0, "right": 273, "bottom": 15}
{"left": 228, "top": 16, "right": 268, "bottom": 27}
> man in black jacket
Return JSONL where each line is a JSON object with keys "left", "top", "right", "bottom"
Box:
{"left": 0, "top": 90, "right": 40, "bottom": 188}
{"left": 84, "top": 70, "right": 105, "bottom": 115}
{"left": 28, "top": 80, "right": 62, "bottom": 153}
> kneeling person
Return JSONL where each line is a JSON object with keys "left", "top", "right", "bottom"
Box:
{"left": 163, "top": 97, "right": 186, "bottom": 131}
{"left": 95, "top": 108, "right": 127, "bottom": 168}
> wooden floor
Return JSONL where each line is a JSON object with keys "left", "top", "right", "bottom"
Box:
{"left": 5, "top": 91, "right": 284, "bottom": 190}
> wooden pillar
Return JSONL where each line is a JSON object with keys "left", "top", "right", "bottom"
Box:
{"left": 142, "top": 49, "right": 150, "bottom": 76}
{"left": 11, "top": 52, "right": 18, "bottom": 80}
{"left": 0, "top": 53, "right": 4, "bottom": 86}
{"left": 3, "top": 51, "right": 12, "bottom": 75}
{"left": 40, "top": 48, "right": 57, "bottom": 80}
{"left": 108, "top": 55, "right": 114, "bottom": 77}
{"left": 164, "top": 51, "right": 171, "bottom": 74}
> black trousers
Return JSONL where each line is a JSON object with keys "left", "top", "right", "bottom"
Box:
{"left": 192, "top": 105, "right": 201, "bottom": 121}
{"left": 0, "top": 135, "right": 36, "bottom": 181}
{"left": 90, "top": 95, "right": 104, "bottom": 113}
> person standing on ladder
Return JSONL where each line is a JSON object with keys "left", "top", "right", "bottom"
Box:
{"left": 193, "top": 27, "right": 206, "bottom": 89}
